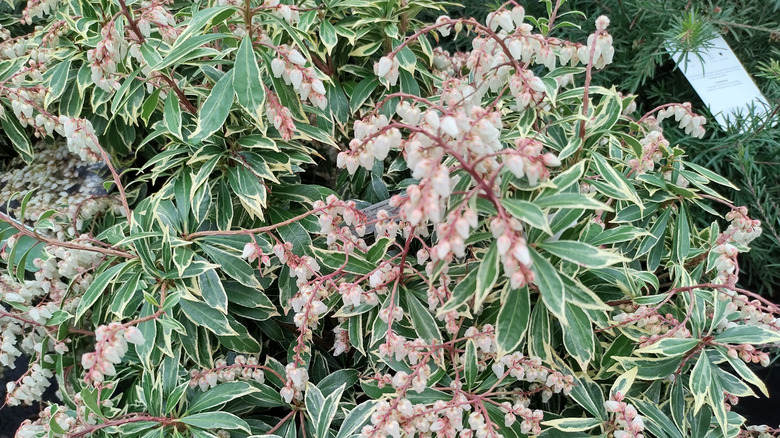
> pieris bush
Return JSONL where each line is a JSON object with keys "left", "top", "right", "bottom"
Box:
{"left": 0, "top": 1, "right": 778, "bottom": 437}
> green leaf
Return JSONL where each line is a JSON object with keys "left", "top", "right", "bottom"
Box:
{"left": 635, "top": 338, "right": 700, "bottom": 356}
{"left": 610, "top": 367, "right": 638, "bottom": 399}
{"left": 228, "top": 165, "right": 267, "bottom": 220}
{"left": 75, "top": 262, "right": 129, "bottom": 320}
{"left": 407, "top": 293, "right": 441, "bottom": 342}
{"left": 537, "top": 240, "right": 630, "bottom": 268}
{"left": 200, "top": 242, "right": 260, "bottom": 288}
{"left": 318, "top": 369, "right": 359, "bottom": 396}
{"left": 562, "top": 303, "right": 595, "bottom": 369}
{"left": 396, "top": 46, "right": 416, "bottom": 73}
{"left": 179, "top": 412, "right": 250, "bottom": 432}
{"left": 187, "top": 382, "right": 259, "bottom": 414}
{"left": 234, "top": 36, "right": 266, "bottom": 127}
{"left": 496, "top": 287, "right": 531, "bottom": 355}
{"left": 179, "top": 298, "right": 237, "bottom": 336}
{"left": 541, "top": 417, "right": 601, "bottom": 432}
{"left": 529, "top": 248, "right": 566, "bottom": 321}
{"left": 1, "top": 115, "right": 34, "bottom": 164}
{"left": 589, "top": 152, "right": 643, "bottom": 208}
{"left": 501, "top": 199, "right": 552, "bottom": 235}
{"left": 319, "top": 20, "right": 338, "bottom": 54}
{"left": 690, "top": 353, "right": 711, "bottom": 413}
{"left": 190, "top": 70, "right": 234, "bottom": 143}
{"left": 464, "top": 340, "right": 479, "bottom": 390}
{"left": 475, "top": 242, "right": 500, "bottom": 310}
{"left": 336, "top": 401, "right": 377, "bottom": 438}
{"left": 198, "top": 269, "right": 227, "bottom": 313}
{"left": 349, "top": 77, "right": 379, "bottom": 113}
{"left": 673, "top": 206, "right": 690, "bottom": 263}
{"left": 316, "top": 383, "right": 345, "bottom": 438}
{"left": 534, "top": 193, "right": 613, "bottom": 211}
{"left": 155, "top": 33, "right": 226, "bottom": 70}
{"left": 46, "top": 59, "right": 72, "bottom": 103}
{"left": 164, "top": 92, "right": 182, "bottom": 139}
{"left": 714, "top": 325, "right": 780, "bottom": 344}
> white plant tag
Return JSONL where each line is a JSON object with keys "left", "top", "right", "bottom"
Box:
{"left": 668, "top": 35, "right": 770, "bottom": 129}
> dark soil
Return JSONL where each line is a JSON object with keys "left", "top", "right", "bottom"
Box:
{"left": 0, "top": 356, "right": 55, "bottom": 438}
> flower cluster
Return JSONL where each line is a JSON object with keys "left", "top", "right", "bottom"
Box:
{"left": 21, "top": 0, "right": 60, "bottom": 23}
{"left": 505, "top": 138, "right": 561, "bottom": 186}
{"left": 189, "top": 355, "right": 266, "bottom": 391}
{"left": 656, "top": 103, "right": 707, "bottom": 138}
{"left": 338, "top": 114, "right": 401, "bottom": 174}
{"left": 604, "top": 392, "right": 646, "bottom": 438}
{"left": 81, "top": 323, "right": 145, "bottom": 384}
{"left": 579, "top": 16, "right": 615, "bottom": 69}
{"left": 270, "top": 45, "right": 327, "bottom": 109}
{"left": 628, "top": 131, "right": 669, "bottom": 176}
{"left": 86, "top": 23, "right": 127, "bottom": 92}
{"left": 725, "top": 343, "right": 771, "bottom": 367}
{"left": 499, "top": 399, "right": 544, "bottom": 435}
{"left": 613, "top": 304, "right": 692, "bottom": 345}
{"left": 266, "top": 89, "right": 297, "bottom": 140}
{"left": 5, "top": 363, "right": 53, "bottom": 406}
{"left": 55, "top": 116, "right": 103, "bottom": 162}
{"left": 375, "top": 55, "right": 401, "bottom": 87}
{"left": 280, "top": 362, "right": 308, "bottom": 403}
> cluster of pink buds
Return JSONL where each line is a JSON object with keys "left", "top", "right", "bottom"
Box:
{"left": 6, "top": 87, "right": 56, "bottom": 137}
{"left": 15, "top": 403, "right": 77, "bottom": 438}
{"left": 614, "top": 304, "right": 692, "bottom": 343}
{"left": 333, "top": 323, "right": 351, "bottom": 356}
{"left": 266, "top": 90, "right": 296, "bottom": 140}
{"left": 87, "top": 23, "right": 127, "bottom": 92}
{"left": 339, "top": 282, "right": 378, "bottom": 308}
{"left": 374, "top": 55, "right": 401, "bottom": 87}
{"left": 492, "top": 353, "right": 574, "bottom": 401}
{"left": 313, "top": 196, "right": 370, "bottom": 247}
{"left": 431, "top": 47, "right": 468, "bottom": 76}
{"left": 657, "top": 103, "right": 706, "bottom": 138}
{"left": 135, "top": 1, "right": 179, "bottom": 44}
{"left": 604, "top": 392, "right": 645, "bottom": 438}
{"left": 430, "top": 208, "right": 479, "bottom": 262}
{"left": 363, "top": 393, "right": 475, "bottom": 438}
{"left": 81, "top": 323, "right": 145, "bottom": 384}
{"left": 279, "top": 362, "right": 308, "bottom": 403}
{"left": 500, "top": 399, "right": 544, "bottom": 435}
{"left": 628, "top": 131, "right": 669, "bottom": 176}
{"left": 270, "top": 45, "right": 327, "bottom": 109}
{"left": 504, "top": 137, "right": 561, "bottom": 186}
{"left": 725, "top": 207, "right": 763, "bottom": 246}
{"left": 707, "top": 207, "right": 762, "bottom": 285}
{"left": 189, "top": 355, "right": 266, "bottom": 391}
{"left": 726, "top": 344, "right": 771, "bottom": 367}
{"left": 715, "top": 294, "right": 780, "bottom": 334}
{"left": 491, "top": 217, "right": 535, "bottom": 289}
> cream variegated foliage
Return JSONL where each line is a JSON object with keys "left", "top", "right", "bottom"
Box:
{"left": 0, "top": 1, "right": 778, "bottom": 438}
